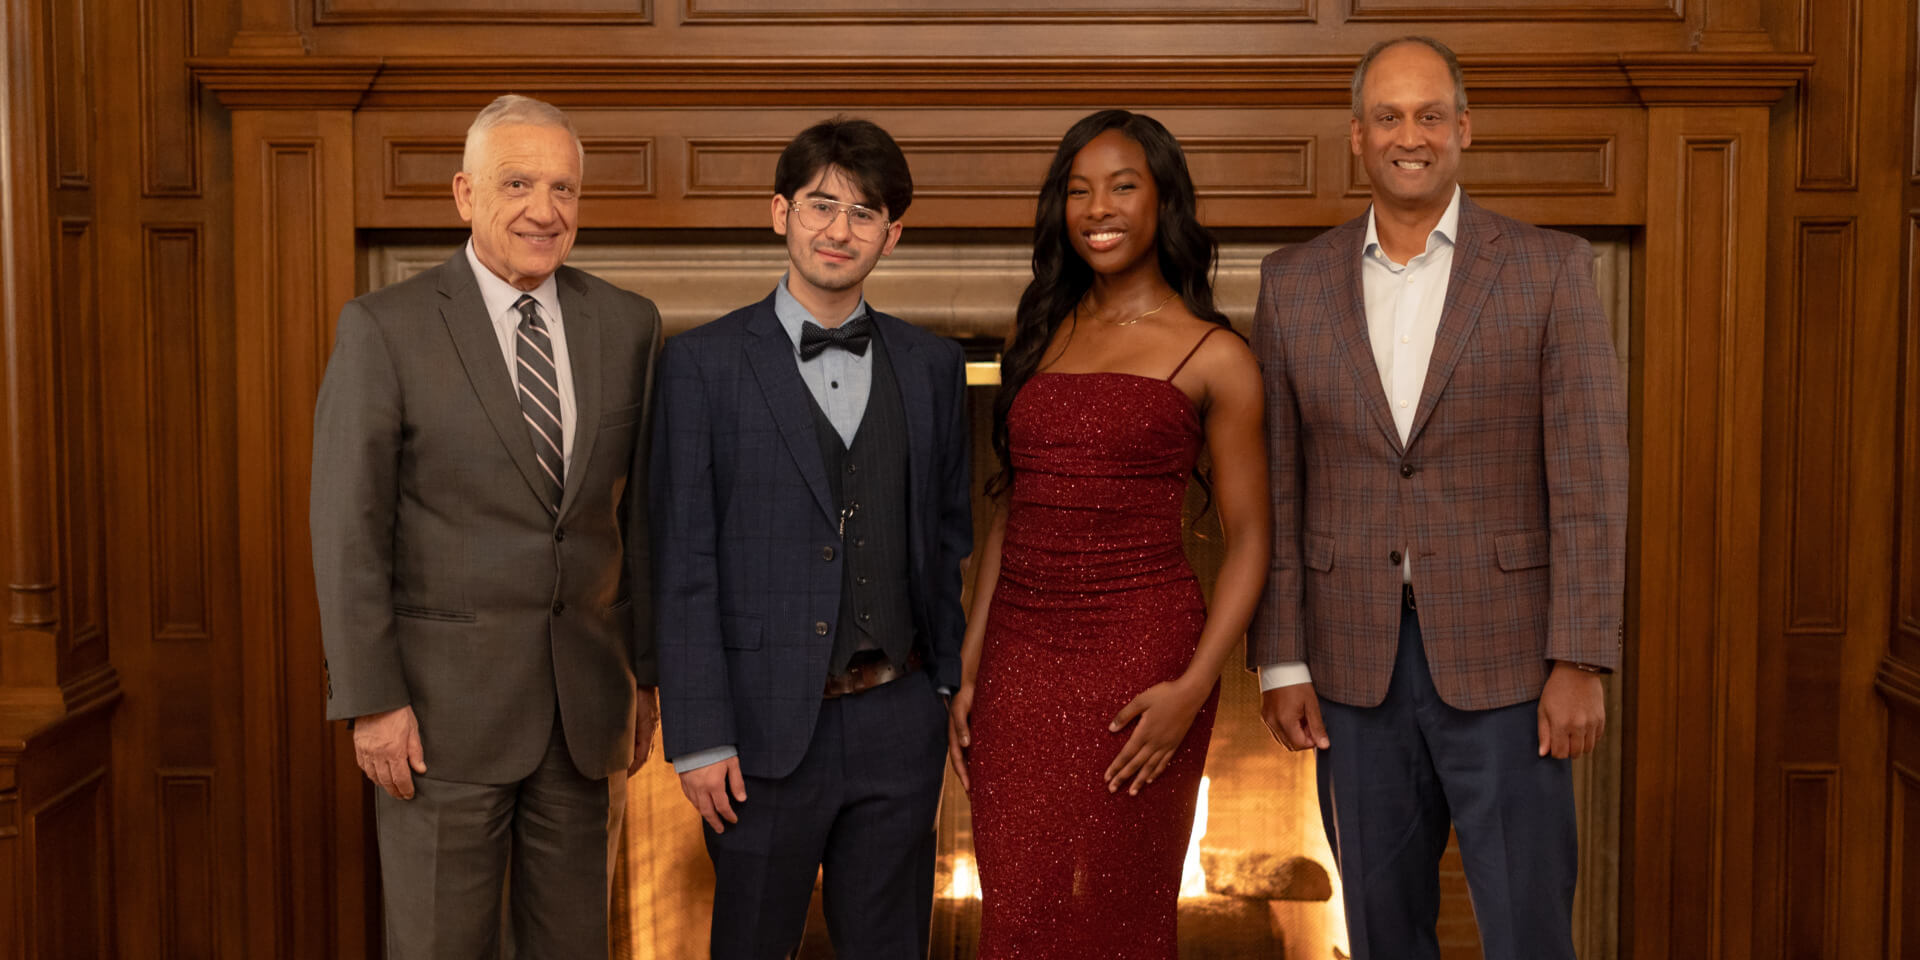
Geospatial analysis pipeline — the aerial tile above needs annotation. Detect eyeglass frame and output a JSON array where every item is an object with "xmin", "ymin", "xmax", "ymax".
[{"xmin": 782, "ymin": 195, "xmax": 891, "ymax": 240}]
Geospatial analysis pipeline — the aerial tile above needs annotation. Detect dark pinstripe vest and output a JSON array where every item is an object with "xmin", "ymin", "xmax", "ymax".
[{"xmin": 807, "ymin": 330, "xmax": 915, "ymax": 673}]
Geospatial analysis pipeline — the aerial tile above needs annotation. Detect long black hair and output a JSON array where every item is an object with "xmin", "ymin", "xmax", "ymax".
[{"xmin": 988, "ymin": 109, "xmax": 1230, "ymax": 496}]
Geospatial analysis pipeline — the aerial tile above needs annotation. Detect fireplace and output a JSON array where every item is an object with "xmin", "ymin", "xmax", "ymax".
[{"xmin": 370, "ymin": 233, "xmax": 1623, "ymax": 960}]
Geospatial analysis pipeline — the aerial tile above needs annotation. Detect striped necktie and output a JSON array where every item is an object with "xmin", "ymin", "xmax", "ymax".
[{"xmin": 513, "ymin": 294, "xmax": 564, "ymax": 511}]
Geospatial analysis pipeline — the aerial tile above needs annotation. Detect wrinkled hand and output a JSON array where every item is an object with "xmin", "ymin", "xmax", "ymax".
[
  {"xmin": 679, "ymin": 756, "xmax": 747, "ymax": 833},
  {"xmin": 1260, "ymin": 682, "xmax": 1329, "ymax": 752},
  {"xmin": 1537, "ymin": 663, "xmax": 1606, "ymax": 759},
  {"xmin": 1105, "ymin": 678, "xmax": 1210, "ymax": 796},
  {"xmin": 353, "ymin": 705, "xmax": 427, "ymax": 800},
  {"xmin": 628, "ymin": 686, "xmax": 658, "ymax": 776},
  {"xmin": 946, "ymin": 684, "xmax": 976, "ymax": 793}
]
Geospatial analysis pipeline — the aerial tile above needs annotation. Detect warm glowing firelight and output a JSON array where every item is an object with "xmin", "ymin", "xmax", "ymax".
[{"xmin": 1178, "ymin": 775, "xmax": 1210, "ymax": 898}]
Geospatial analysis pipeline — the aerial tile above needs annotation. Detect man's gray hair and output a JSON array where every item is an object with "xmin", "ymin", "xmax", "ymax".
[
  {"xmin": 1350, "ymin": 36, "xmax": 1468, "ymax": 118},
  {"xmin": 462, "ymin": 94, "xmax": 585, "ymax": 173}
]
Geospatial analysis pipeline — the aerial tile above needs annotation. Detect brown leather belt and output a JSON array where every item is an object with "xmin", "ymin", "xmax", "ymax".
[{"xmin": 823, "ymin": 649, "xmax": 923, "ymax": 699}]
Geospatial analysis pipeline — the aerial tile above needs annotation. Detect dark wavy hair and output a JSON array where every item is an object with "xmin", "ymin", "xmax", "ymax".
[{"xmin": 988, "ymin": 109, "xmax": 1230, "ymax": 496}]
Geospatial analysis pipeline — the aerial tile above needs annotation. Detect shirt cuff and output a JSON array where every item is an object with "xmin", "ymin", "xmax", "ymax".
[
  {"xmin": 1258, "ymin": 661, "xmax": 1313, "ymax": 692},
  {"xmin": 670, "ymin": 745, "xmax": 738, "ymax": 774}
]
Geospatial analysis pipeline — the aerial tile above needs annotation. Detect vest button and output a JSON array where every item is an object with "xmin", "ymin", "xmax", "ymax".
[
  {"xmin": 847, "ymin": 463, "xmax": 857, "ymax": 474},
  {"xmin": 854, "ymin": 537, "xmax": 866, "ymax": 548},
  {"xmin": 814, "ymin": 621, "xmax": 829, "ymax": 636},
  {"xmin": 857, "ymin": 576, "xmax": 870, "ymax": 586},
  {"xmin": 860, "ymin": 612, "xmax": 872, "ymax": 622},
  {"xmin": 552, "ymin": 600, "xmax": 566, "ymax": 615},
  {"xmin": 1388, "ymin": 551, "xmax": 1403, "ymax": 565},
  {"xmin": 1400, "ymin": 464, "xmax": 1415, "ymax": 478},
  {"xmin": 821, "ymin": 545, "xmax": 835, "ymax": 561}
]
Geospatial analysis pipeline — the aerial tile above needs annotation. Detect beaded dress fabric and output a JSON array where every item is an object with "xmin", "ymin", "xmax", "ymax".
[{"xmin": 969, "ymin": 330, "xmax": 1222, "ymax": 959}]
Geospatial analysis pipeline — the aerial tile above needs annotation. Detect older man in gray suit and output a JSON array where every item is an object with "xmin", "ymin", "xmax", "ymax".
[{"xmin": 311, "ymin": 94, "xmax": 662, "ymax": 958}]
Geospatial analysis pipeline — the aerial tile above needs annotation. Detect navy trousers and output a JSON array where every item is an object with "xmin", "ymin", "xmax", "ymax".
[
  {"xmin": 705, "ymin": 670, "xmax": 948, "ymax": 960},
  {"xmin": 1317, "ymin": 597, "xmax": 1579, "ymax": 960}
]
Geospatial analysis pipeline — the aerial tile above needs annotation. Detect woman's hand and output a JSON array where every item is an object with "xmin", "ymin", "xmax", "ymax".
[
  {"xmin": 947, "ymin": 684, "xmax": 977, "ymax": 792},
  {"xmin": 1104, "ymin": 676, "xmax": 1211, "ymax": 795}
]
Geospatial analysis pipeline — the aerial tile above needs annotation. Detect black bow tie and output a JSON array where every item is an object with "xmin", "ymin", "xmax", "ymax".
[{"xmin": 798, "ymin": 314, "xmax": 873, "ymax": 360}]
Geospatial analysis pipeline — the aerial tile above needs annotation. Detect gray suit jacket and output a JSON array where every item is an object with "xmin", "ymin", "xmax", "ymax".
[{"xmin": 311, "ymin": 249, "xmax": 662, "ymax": 783}]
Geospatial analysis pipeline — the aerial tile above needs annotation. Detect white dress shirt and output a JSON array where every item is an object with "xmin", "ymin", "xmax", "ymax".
[
  {"xmin": 1260, "ymin": 187, "xmax": 1462, "ymax": 692},
  {"xmin": 467, "ymin": 242, "xmax": 576, "ymax": 472}
]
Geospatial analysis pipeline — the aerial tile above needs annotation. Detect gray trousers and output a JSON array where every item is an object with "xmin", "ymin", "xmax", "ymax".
[
  {"xmin": 373, "ymin": 713, "xmax": 627, "ymax": 960},
  {"xmin": 1317, "ymin": 598, "xmax": 1579, "ymax": 960}
]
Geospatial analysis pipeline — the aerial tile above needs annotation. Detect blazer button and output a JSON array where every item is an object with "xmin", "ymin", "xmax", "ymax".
[
  {"xmin": 821, "ymin": 545, "xmax": 835, "ymax": 561},
  {"xmin": 1400, "ymin": 464, "xmax": 1415, "ymax": 478},
  {"xmin": 814, "ymin": 621, "xmax": 829, "ymax": 636},
  {"xmin": 1388, "ymin": 551, "xmax": 1403, "ymax": 565},
  {"xmin": 552, "ymin": 600, "xmax": 566, "ymax": 615},
  {"xmin": 554, "ymin": 527, "xmax": 566, "ymax": 542}
]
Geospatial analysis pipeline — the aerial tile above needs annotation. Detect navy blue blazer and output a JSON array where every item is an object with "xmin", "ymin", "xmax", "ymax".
[{"xmin": 650, "ymin": 292, "xmax": 973, "ymax": 779}]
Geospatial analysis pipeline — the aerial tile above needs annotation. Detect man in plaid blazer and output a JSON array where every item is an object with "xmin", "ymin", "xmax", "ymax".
[
  {"xmin": 650, "ymin": 118, "xmax": 972, "ymax": 958},
  {"xmin": 1250, "ymin": 37, "xmax": 1628, "ymax": 960}
]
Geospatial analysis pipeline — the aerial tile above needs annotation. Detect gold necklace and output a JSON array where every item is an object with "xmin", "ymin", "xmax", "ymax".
[{"xmin": 1096, "ymin": 291, "xmax": 1180, "ymax": 327}]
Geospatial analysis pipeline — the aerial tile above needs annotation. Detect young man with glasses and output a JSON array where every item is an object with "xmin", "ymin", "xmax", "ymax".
[{"xmin": 650, "ymin": 117, "xmax": 973, "ymax": 958}]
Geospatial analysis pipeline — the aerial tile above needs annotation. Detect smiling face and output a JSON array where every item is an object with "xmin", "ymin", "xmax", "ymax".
[
  {"xmin": 454, "ymin": 123, "xmax": 581, "ymax": 291},
  {"xmin": 1065, "ymin": 129, "xmax": 1160, "ymax": 277},
  {"xmin": 1351, "ymin": 41, "xmax": 1471, "ymax": 219},
  {"xmin": 771, "ymin": 164, "xmax": 903, "ymax": 306}
]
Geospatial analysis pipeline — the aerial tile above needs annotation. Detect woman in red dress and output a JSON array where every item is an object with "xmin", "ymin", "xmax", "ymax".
[{"xmin": 948, "ymin": 110, "xmax": 1271, "ymax": 958}]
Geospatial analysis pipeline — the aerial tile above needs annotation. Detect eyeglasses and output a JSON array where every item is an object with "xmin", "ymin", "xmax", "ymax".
[{"xmin": 787, "ymin": 197, "xmax": 889, "ymax": 240}]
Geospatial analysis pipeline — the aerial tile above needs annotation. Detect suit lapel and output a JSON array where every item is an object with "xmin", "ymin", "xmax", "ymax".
[
  {"xmin": 1325, "ymin": 222, "xmax": 1406, "ymax": 454},
  {"xmin": 1408, "ymin": 197, "xmax": 1501, "ymax": 447},
  {"xmin": 556, "ymin": 268, "xmax": 601, "ymax": 518},
  {"xmin": 437, "ymin": 252, "xmax": 552, "ymax": 508},
  {"xmin": 744, "ymin": 298, "xmax": 837, "ymax": 523}
]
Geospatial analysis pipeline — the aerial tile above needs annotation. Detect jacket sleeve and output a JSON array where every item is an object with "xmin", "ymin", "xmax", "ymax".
[
  {"xmin": 649, "ymin": 336, "xmax": 737, "ymax": 758},
  {"xmin": 1540, "ymin": 237, "xmax": 1629, "ymax": 669},
  {"xmin": 310, "ymin": 299, "xmax": 412, "ymax": 721},
  {"xmin": 625, "ymin": 300, "xmax": 664, "ymax": 685},
  {"xmin": 929, "ymin": 337, "xmax": 974, "ymax": 690},
  {"xmin": 1247, "ymin": 252, "xmax": 1309, "ymax": 668}
]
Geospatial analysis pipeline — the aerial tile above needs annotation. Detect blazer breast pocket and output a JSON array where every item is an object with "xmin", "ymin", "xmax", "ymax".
[
  {"xmin": 1303, "ymin": 533, "xmax": 1336, "ymax": 572},
  {"xmin": 720, "ymin": 614, "xmax": 762, "ymax": 650},
  {"xmin": 1494, "ymin": 531, "xmax": 1551, "ymax": 571},
  {"xmin": 600, "ymin": 402, "xmax": 643, "ymax": 430}
]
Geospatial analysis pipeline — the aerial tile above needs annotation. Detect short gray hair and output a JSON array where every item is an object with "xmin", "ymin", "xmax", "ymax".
[
  {"xmin": 462, "ymin": 94, "xmax": 585, "ymax": 173},
  {"xmin": 1350, "ymin": 36, "xmax": 1468, "ymax": 118}
]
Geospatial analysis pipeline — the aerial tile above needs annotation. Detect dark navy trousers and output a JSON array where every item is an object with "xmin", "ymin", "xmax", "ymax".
[
  {"xmin": 704, "ymin": 670, "xmax": 948, "ymax": 960},
  {"xmin": 1317, "ymin": 599, "xmax": 1579, "ymax": 960}
]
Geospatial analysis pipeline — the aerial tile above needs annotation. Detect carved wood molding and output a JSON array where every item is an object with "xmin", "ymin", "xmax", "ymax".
[
  {"xmin": 192, "ymin": 53, "xmax": 1810, "ymax": 109},
  {"xmin": 1880, "ymin": 658, "xmax": 1920, "ymax": 715}
]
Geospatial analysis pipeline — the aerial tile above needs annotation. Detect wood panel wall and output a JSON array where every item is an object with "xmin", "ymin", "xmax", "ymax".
[{"xmin": 0, "ymin": 0, "xmax": 1912, "ymax": 957}]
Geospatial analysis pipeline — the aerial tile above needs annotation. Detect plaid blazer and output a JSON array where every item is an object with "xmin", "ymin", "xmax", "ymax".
[{"xmin": 1248, "ymin": 195, "xmax": 1627, "ymax": 710}]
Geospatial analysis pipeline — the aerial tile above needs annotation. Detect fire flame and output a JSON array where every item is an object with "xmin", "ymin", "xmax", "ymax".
[
  {"xmin": 941, "ymin": 851, "xmax": 983, "ymax": 900},
  {"xmin": 1178, "ymin": 775, "xmax": 1210, "ymax": 898}
]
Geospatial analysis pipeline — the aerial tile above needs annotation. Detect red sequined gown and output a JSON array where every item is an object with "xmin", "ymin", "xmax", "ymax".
[{"xmin": 968, "ymin": 360, "xmax": 1221, "ymax": 959}]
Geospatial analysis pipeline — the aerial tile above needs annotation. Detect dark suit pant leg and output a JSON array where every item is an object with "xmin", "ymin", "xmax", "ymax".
[
  {"xmin": 1316, "ymin": 604, "xmax": 1578, "ymax": 960},
  {"xmin": 704, "ymin": 673, "xmax": 947, "ymax": 960},
  {"xmin": 819, "ymin": 673, "xmax": 947, "ymax": 960},
  {"xmin": 375, "ymin": 722, "xmax": 623, "ymax": 960},
  {"xmin": 706, "ymin": 710, "xmax": 843, "ymax": 960}
]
